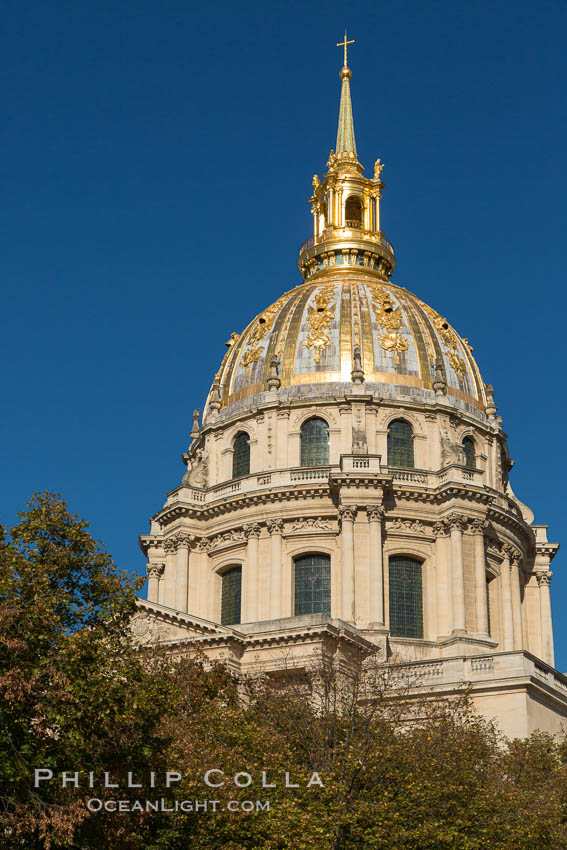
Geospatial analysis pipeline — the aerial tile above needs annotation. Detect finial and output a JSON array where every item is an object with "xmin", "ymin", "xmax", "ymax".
[
  {"xmin": 432, "ymin": 357, "xmax": 447, "ymax": 396},
  {"xmin": 267, "ymin": 354, "xmax": 281, "ymax": 391},
  {"xmin": 337, "ymin": 30, "xmax": 355, "ymax": 68},
  {"xmin": 190, "ymin": 409, "xmax": 201, "ymax": 440},
  {"xmin": 351, "ymin": 346, "xmax": 365, "ymax": 384},
  {"xmin": 484, "ymin": 383, "xmax": 497, "ymax": 420},
  {"xmin": 208, "ymin": 377, "xmax": 222, "ymax": 417}
]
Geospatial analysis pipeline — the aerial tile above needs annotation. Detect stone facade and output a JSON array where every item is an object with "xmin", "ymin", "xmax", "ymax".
[{"xmin": 137, "ymin": 53, "xmax": 563, "ymax": 740}]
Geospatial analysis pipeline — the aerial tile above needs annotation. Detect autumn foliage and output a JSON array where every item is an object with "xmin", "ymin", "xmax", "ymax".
[{"xmin": 2, "ymin": 493, "xmax": 567, "ymax": 849}]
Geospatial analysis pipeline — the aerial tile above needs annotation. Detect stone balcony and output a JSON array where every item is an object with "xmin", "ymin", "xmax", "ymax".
[{"xmin": 164, "ymin": 461, "xmax": 486, "ymax": 509}]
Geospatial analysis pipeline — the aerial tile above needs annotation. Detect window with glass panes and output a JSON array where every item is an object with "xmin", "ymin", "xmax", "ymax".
[
  {"xmin": 388, "ymin": 556, "xmax": 423, "ymax": 638},
  {"xmin": 387, "ymin": 420, "xmax": 414, "ymax": 468},
  {"xmin": 232, "ymin": 432, "xmax": 250, "ymax": 478},
  {"xmin": 294, "ymin": 555, "xmax": 331, "ymax": 616},
  {"xmin": 463, "ymin": 437, "xmax": 475, "ymax": 469},
  {"xmin": 300, "ymin": 418, "xmax": 329, "ymax": 467},
  {"xmin": 221, "ymin": 566, "xmax": 242, "ymax": 625}
]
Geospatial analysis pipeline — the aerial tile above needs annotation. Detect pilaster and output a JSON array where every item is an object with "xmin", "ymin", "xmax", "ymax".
[
  {"xmin": 366, "ymin": 505, "xmax": 384, "ymax": 626},
  {"xmin": 338, "ymin": 505, "xmax": 357, "ymax": 622},
  {"xmin": 243, "ymin": 523, "xmax": 261, "ymax": 623},
  {"xmin": 447, "ymin": 513, "xmax": 467, "ymax": 636},
  {"xmin": 267, "ymin": 518, "xmax": 284, "ymax": 620}
]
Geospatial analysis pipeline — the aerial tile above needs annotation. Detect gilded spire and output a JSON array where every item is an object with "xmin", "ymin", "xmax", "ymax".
[{"xmin": 335, "ymin": 31, "xmax": 357, "ymax": 155}]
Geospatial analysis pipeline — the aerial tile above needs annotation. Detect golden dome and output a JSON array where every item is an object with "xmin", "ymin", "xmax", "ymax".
[
  {"xmin": 205, "ymin": 271, "xmax": 487, "ymax": 417},
  {"xmin": 204, "ymin": 50, "xmax": 487, "ymax": 422}
]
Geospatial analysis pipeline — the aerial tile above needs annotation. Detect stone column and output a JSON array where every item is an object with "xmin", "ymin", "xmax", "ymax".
[
  {"xmin": 244, "ymin": 523, "xmax": 261, "ymax": 623},
  {"xmin": 500, "ymin": 545, "xmax": 515, "ymax": 651},
  {"xmin": 537, "ymin": 571, "xmax": 554, "ymax": 666},
  {"xmin": 433, "ymin": 521, "xmax": 451, "ymax": 638},
  {"xmin": 510, "ymin": 549, "xmax": 524, "ymax": 651},
  {"xmin": 366, "ymin": 506, "xmax": 384, "ymax": 626},
  {"xmin": 190, "ymin": 539, "xmax": 210, "ymax": 618},
  {"xmin": 338, "ymin": 505, "xmax": 357, "ymax": 622},
  {"xmin": 163, "ymin": 539, "xmax": 177, "ymax": 608},
  {"xmin": 146, "ymin": 562, "xmax": 164, "ymax": 604},
  {"xmin": 174, "ymin": 534, "xmax": 192, "ymax": 613},
  {"xmin": 447, "ymin": 513, "xmax": 467, "ymax": 635},
  {"xmin": 267, "ymin": 518, "xmax": 284, "ymax": 620},
  {"xmin": 470, "ymin": 518, "xmax": 489, "ymax": 639}
]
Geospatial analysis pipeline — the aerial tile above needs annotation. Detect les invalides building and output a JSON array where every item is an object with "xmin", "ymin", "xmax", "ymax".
[{"xmin": 136, "ymin": 39, "xmax": 564, "ymax": 738}]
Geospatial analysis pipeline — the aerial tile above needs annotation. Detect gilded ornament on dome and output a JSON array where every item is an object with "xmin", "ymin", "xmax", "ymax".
[
  {"xmin": 448, "ymin": 352, "xmax": 467, "ymax": 383},
  {"xmin": 416, "ymin": 298, "xmax": 468, "ymax": 385},
  {"xmin": 369, "ymin": 285, "xmax": 408, "ymax": 363},
  {"xmin": 377, "ymin": 330, "xmax": 409, "ymax": 364},
  {"xmin": 241, "ymin": 345, "xmax": 262, "ymax": 375},
  {"xmin": 240, "ymin": 292, "xmax": 289, "ymax": 375},
  {"xmin": 302, "ymin": 286, "xmax": 336, "ymax": 363}
]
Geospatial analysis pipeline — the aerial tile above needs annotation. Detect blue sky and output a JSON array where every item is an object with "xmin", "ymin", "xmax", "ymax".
[{"xmin": 1, "ymin": 1, "xmax": 566, "ymax": 664}]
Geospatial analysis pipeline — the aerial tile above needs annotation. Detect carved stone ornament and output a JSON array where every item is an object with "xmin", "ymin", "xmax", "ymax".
[
  {"xmin": 164, "ymin": 532, "xmax": 195, "ymax": 553},
  {"xmin": 175, "ymin": 532, "xmax": 194, "ymax": 550},
  {"xmin": 243, "ymin": 522, "xmax": 262, "ymax": 539},
  {"xmin": 291, "ymin": 517, "xmax": 330, "ymax": 532},
  {"xmin": 338, "ymin": 505, "xmax": 357, "ymax": 524},
  {"xmin": 131, "ymin": 615, "xmax": 152, "ymax": 639},
  {"xmin": 212, "ymin": 529, "xmax": 246, "ymax": 548},
  {"xmin": 366, "ymin": 505, "xmax": 384, "ymax": 521},
  {"xmin": 388, "ymin": 518, "xmax": 426, "ymax": 535},
  {"xmin": 446, "ymin": 512, "xmax": 467, "ymax": 531},
  {"xmin": 131, "ymin": 615, "xmax": 172, "ymax": 646},
  {"xmin": 146, "ymin": 562, "xmax": 165, "ymax": 579},
  {"xmin": 195, "ymin": 537, "xmax": 212, "ymax": 553},
  {"xmin": 536, "ymin": 571, "xmax": 552, "ymax": 587},
  {"xmin": 267, "ymin": 518, "xmax": 284, "ymax": 534},
  {"xmin": 509, "ymin": 548, "xmax": 522, "ymax": 566},
  {"xmin": 469, "ymin": 518, "xmax": 486, "ymax": 534},
  {"xmin": 432, "ymin": 521, "xmax": 449, "ymax": 538}
]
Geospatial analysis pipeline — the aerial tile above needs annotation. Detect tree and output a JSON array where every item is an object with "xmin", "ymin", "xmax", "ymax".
[
  {"xmin": 0, "ymin": 493, "xmax": 176, "ymax": 847},
  {"xmin": 3, "ymin": 492, "xmax": 567, "ymax": 849}
]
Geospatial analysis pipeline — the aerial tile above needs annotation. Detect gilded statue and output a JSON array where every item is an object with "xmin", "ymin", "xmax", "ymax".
[
  {"xmin": 373, "ymin": 158, "xmax": 384, "ymax": 180},
  {"xmin": 312, "ymin": 174, "xmax": 320, "ymax": 190}
]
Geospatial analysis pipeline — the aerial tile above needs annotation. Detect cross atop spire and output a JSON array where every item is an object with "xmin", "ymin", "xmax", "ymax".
[
  {"xmin": 337, "ymin": 30, "xmax": 355, "ymax": 68},
  {"xmin": 335, "ymin": 31, "xmax": 357, "ymax": 156}
]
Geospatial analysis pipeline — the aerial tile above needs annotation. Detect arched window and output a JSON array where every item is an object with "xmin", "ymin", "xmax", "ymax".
[
  {"xmin": 221, "ymin": 566, "xmax": 242, "ymax": 626},
  {"xmin": 294, "ymin": 555, "xmax": 331, "ymax": 616},
  {"xmin": 387, "ymin": 419, "xmax": 414, "ymax": 468},
  {"xmin": 389, "ymin": 556, "xmax": 423, "ymax": 638},
  {"xmin": 345, "ymin": 195, "xmax": 362, "ymax": 228},
  {"xmin": 300, "ymin": 417, "xmax": 329, "ymax": 467},
  {"xmin": 463, "ymin": 436, "xmax": 476, "ymax": 469},
  {"xmin": 232, "ymin": 432, "xmax": 250, "ymax": 478}
]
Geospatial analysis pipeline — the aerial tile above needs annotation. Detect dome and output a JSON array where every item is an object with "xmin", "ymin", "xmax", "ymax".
[{"xmin": 205, "ymin": 272, "xmax": 488, "ymax": 418}]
